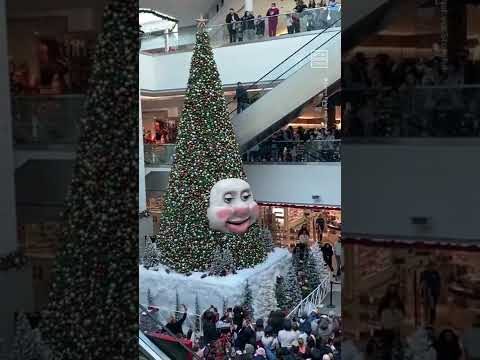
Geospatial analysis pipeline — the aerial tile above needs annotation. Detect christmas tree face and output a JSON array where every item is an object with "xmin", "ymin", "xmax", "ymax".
[{"xmin": 156, "ymin": 30, "xmax": 266, "ymax": 273}]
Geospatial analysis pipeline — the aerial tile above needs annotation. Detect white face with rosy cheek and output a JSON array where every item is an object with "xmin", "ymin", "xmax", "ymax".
[{"xmin": 207, "ymin": 178, "xmax": 259, "ymax": 234}]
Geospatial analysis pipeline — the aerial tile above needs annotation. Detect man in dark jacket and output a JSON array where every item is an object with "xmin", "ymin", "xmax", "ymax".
[
  {"xmin": 165, "ymin": 304, "xmax": 187, "ymax": 337},
  {"xmin": 235, "ymin": 82, "xmax": 249, "ymax": 113},
  {"xmin": 420, "ymin": 261, "xmax": 441, "ymax": 325},
  {"xmin": 321, "ymin": 242, "xmax": 334, "ymax": 272},
  {"xmin": 226, "ymin": 8, "xmax": 240, "ymax": 43}
]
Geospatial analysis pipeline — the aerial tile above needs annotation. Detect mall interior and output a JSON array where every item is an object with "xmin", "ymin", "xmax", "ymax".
[{"xmin": 1, "ymin": 0, "xmax": 480, "ymax": 358}]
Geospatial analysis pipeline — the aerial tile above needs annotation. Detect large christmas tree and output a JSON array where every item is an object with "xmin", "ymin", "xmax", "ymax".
[
  {"xmin": 156, "ymin": 24, "xmax": 265, "ymax": 273},
  {"xmin": 40, "ymin": 1, "xmax": 138, "ymax": 358}
]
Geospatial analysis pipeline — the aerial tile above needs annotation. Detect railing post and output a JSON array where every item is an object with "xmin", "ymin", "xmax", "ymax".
[{"xmin": 327, "ymin": 280, "xmax": 335, "ymax": 308}]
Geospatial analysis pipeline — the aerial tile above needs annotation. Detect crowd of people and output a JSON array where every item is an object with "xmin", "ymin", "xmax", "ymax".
[
  {"xmin": 244, "ymin": 126, "xmax": 341, "ymax": 163},
  {"xmin": 224, "ymin": 0, "xmax": 341, "ymax": 44},
  {"xmin": 167, "ymin": 304, "xmax": 342, "ymax": 359},
  {"xmin": 342, "ymin": 51, "xmax": 480, "ymax": 137}
]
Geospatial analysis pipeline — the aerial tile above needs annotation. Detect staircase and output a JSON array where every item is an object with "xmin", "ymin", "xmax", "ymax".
[{"xmin": 287, "ymin": 274, "xmax": 331, "ymax": 318}]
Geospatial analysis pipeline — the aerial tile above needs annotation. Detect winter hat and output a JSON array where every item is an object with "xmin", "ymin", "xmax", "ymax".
[{"xmin": 254, "ymin": 348, "xmax": 266, "ymax": 356}]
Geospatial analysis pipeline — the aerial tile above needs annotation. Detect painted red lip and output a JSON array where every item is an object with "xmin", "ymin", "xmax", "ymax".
[{"xmin": 226, "ymin": 217, "xmax": 251, "ymax": 233}]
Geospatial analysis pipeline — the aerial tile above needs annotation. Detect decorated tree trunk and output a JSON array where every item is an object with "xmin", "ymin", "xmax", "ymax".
[
  {"xmin": 156, "ymin": 26, "xmax": 265, "ymax": 273},
  {"xmin": 39, "ymin": 1, "xmax": 138, "ymax": 358}
]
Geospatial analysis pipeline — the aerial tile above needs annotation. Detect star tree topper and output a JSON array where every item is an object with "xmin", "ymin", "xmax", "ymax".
[{"xmin": 196, "ymin": 15, "xmax": 208, "ymax": 31}]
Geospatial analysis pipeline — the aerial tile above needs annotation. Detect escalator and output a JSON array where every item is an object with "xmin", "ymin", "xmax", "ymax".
[
  {"xmin": 230, "ymin": 0, "xmax": 392, "ymax": 152},
  {"xmin": 231, "ymin": 20, "xmax": 341, "ymax": 152},
  {"xmin": 232, "ymin": 24, "xmax": 341, "ymax": 151}
]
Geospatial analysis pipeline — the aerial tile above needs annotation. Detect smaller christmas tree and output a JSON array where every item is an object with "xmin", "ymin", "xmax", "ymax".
[
  {"xmin": 194, "ymin": 294, "xmax": 201, "ymax": 333},
  {"xmin": 262, "ymin": 227, "xmax": 274, "ymax": 253},
  {"xmin": 143, "ymin": 240, "xmax": 160, "ymax": 269},
  {"xmin": 305, "ymin": 250, "xmax": 321, "ymax": 293},
  {"xmin": 12, "ymin": 312, "xmax": 36, "ymax": 360},
  {"xmin": 175, "ymin": 290, "xmax": 181, "ymax": 320},
  {"xmin": 311, "ymin": 242, "xmax": 327, "ymax": 273},
  {"xmin": 222, "ymin": 297, "xmax": 228, "ymax": 315},
  {"xmin": 147, "ymin": 288, "xmax": 154, "ymax": 305},
  {"xmin": 275, "ymin": 276, "xmax": 288, "ymax": 311},
  {"xmin": 209, "ymin": 246, "xmax": 235, "ymax": 276},
  {"xmin": 283, "ymin": 264, "xmax": 303, "ymax": 311},
  {"xmin": 255, "ymin": 281, "xmax": 277, "ymax": 321},
  {"xmin": 241, "ymin": 280, "xmax": 254, "ymax": 319}
]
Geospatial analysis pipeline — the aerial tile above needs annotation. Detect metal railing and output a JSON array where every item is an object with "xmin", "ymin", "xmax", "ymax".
[
  {"xmin": 11, "ymin": 94, "xmax": 84, "ymax": 146},
  {"xmin": 141, "ymin": 7, "xmax": 341, "ymax": 54},
  {"xmin": 287, "ymin": 275, "xmax": 331, "ymax": 319},
  {"xmin": 343, "ymin": 85, "xmax": 480, "ymax": 137}
]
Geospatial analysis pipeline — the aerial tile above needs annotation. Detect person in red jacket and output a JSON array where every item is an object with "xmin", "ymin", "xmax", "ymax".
[{"xmin": 266, "ymin": 3, "xmax": 280, "ymax": 37}]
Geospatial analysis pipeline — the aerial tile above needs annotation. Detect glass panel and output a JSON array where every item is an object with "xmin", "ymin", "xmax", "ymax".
[
  {"xmin": 244, "ymin": 139, "xmax": 341, "ymax": 162},
  {"xmin": 141, "ymin": 7, "xmax": 341, "ymax": 54},
  {"xmin": 12, "ymin": 95, "xmax": 83, "ymax": 146},
  {"xmin": 144, "ymin": 140, "xmax": 340, "ymax": 166},
  {"xmin": 144, "ymin": 144, "xmax": 176, "ymax": 166},
  {"xmin": 343, "ymin": 86, "xmax": 480, "ymax": 137}
]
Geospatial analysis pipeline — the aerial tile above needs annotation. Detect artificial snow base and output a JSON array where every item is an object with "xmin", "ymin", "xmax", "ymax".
[{"xmin": 140, "ymin": 248, "xmax": 291, "ymax": 316}]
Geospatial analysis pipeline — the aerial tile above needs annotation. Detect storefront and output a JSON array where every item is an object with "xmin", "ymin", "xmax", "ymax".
[
  {"xmin": 342, "ymin": 238, "xmax": 480, "ymax": 346},
  {"xmin": 258, "ymin": 203, "xmax": 341, "ymax": 249}
]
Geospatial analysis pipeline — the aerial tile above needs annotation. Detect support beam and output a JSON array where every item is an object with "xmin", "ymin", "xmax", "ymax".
[
  {"xmin": 245, "ymin": 0, "xmax": 254, "ymax": 12},
  {"xmin": 0, "ymin": 0, "xmax": 33, "ymax": 349}
]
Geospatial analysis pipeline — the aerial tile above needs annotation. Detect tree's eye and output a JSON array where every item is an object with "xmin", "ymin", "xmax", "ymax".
[
  {"xmin": 241, "ymin": 192, "xmax": 251, "ymax": 201},
  {"xmin": 224, "ymin": 194, "xmax": 233, "ymax": 204}
]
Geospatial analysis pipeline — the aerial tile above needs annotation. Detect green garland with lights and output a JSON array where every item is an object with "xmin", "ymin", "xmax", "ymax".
[
  {"xmin": 156, "ymin": 29, "xmax": 266, "ymax": 273},
  {"xmin": 40, "ymin": 1, "xmax": 138, "ymax": 358}
]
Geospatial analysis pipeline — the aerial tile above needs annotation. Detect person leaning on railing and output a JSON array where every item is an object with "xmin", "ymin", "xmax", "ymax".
[
  {"xmin": 242, "ymin": 11, "xmax": 256, "ymax": 42},
  {"xmin": 226, "ymin": 8, "xmax": 240, "ymax": 43}
]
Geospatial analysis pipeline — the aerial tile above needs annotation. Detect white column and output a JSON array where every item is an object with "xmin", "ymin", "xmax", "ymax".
[
  {"xmin": 245, "ymin": 0, "xmax": 254, "ymax": 12},
  {"xmin": 138, "ymin": 93, "xmax": 153, "ymax": 261},
  {"xmin": 0, "ymin": 0, "xmax": 33, "ymax": 351},
  {"xmin": 139, "ymin": 93, "xmax": 147, "ymax": 213},
  {"xmin": 0, "ymin": 0, "xmax": 17, "ymax": 255}
]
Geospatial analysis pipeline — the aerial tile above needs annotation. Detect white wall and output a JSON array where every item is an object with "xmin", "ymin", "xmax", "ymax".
[
  {"xmin": 140, "ymin": 28, "xmax": 340, "ymax": 91},
  {"xmin": 245, "ymin": 163, "xmax": 341, "ymax": 206},
  {"xmin": 342, "ymin": 142, "xmax": 480, "ymax": 241},
  {"xmin": 0, "ymin": 0, "xmax": 33, "ymax": 349}
]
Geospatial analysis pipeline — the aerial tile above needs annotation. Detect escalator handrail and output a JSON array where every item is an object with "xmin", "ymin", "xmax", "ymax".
[
  {"xmin": 139, "ymin": 303, "xmax": 202, "ymax": 360},
  {"xmin": 228, "ymin": 26, "xmax": 341, "ymax": 119},
  {"xmin": 225, "ymin": 15, "xmax": 341, "ymax": 113}
]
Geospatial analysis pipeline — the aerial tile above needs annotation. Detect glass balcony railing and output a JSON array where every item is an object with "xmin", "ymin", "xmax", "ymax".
[
  {"xmin": 144, "ymin": 144, "xmax": 176, "ymax": 166},
  {"xmin": 244, "ymin": 139, "xmax": 341, "ymax": 162},
  {"xmin": 141, "ymin": 7, "xmax": 341, "ymax": 54},
  {"xmin": 343, "ymin": 85, "xmax": 480, "ymax": 137},
  {"xmin": 11, "ymin": 95, "xmax": 84, "ymax": 146},
  {"xmin": 143, "ymin": 139, "xmax": 340, "ymax": 167}
]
